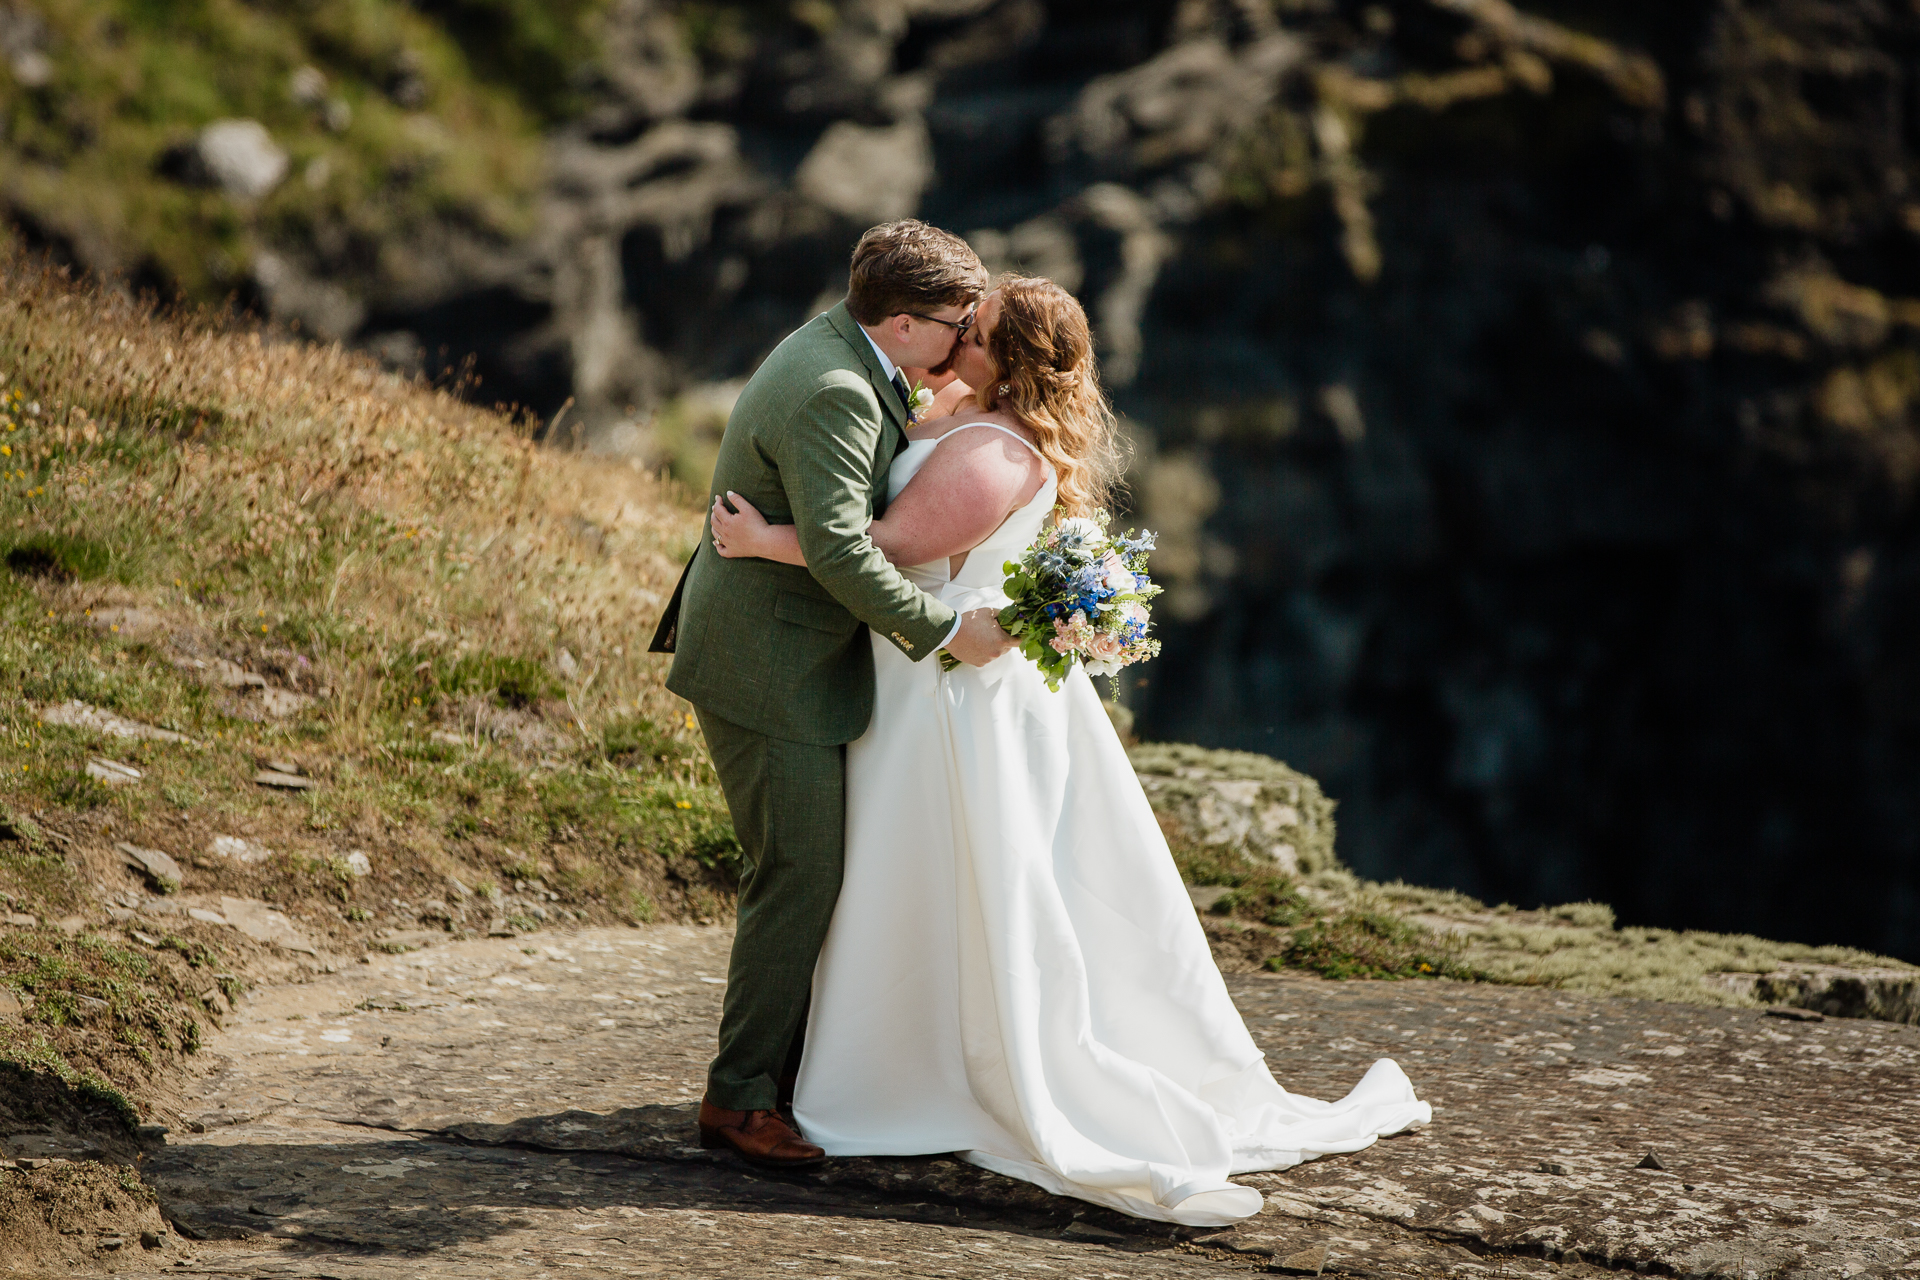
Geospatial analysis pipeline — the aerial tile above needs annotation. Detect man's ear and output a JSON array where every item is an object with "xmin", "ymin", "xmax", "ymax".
[{"xmin": 889, "ymin": 313, "xmax": 914, "ymax": 345}]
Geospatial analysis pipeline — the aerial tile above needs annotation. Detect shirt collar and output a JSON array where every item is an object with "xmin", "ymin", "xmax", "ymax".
[{"xmin": 860, "ymin": 327, "xmax": 899, "ymax": 383}]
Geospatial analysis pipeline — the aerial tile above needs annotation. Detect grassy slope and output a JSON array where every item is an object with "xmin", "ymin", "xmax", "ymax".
[
  {"xmin": 0, "ymin": 247, "xmax": 733, "ymax": 1127},
  {"xmin": 0, "ymin": 0, "xmax": 608, "ymax": 299}
]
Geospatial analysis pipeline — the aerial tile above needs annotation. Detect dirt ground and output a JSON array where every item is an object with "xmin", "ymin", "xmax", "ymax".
[{"xmin": 2, "ymin": 921, "xmax": 1912, "ymax": 1279}]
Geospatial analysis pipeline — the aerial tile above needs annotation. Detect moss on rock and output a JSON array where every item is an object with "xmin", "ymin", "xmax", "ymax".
[{"xmin": 1128, "ymin": 741, "xmax": 1341, "ymax": 878}]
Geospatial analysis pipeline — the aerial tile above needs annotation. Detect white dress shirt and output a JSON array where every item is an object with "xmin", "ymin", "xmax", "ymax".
[{"xmin": 858, "ymin": 325, "xmax": 964, "ymax": 653}]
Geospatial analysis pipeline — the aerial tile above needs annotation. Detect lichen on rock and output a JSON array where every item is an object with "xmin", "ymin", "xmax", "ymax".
[{"xmin": 1128, "ymin": 741, "xmax": 1339, "ymax": 878}]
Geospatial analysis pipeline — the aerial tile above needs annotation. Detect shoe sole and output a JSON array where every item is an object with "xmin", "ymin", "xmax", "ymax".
[{"xmin": 698, "ymin": 1126, "xmax": 827, "ymax": 1169}]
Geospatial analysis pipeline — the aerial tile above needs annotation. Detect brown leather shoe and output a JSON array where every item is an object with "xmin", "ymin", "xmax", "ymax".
[{"xmin": 698, "ymin": 1098, "xmax": 826, "ymax": 1168}]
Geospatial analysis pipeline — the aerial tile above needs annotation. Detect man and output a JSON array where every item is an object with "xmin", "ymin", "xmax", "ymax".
[{"xmin": 658, "ymin": 220, "xmax": 1016, "ymax": 1167}]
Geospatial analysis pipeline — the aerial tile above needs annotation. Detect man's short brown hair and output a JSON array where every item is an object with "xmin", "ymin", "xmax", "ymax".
[{"xmin": 846, "ymin": 220, "xmax": 988, "ymax": 325}]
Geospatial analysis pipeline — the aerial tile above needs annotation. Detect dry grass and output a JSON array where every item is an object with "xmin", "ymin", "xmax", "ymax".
[
  {"xmin": 0, "ymin": 248, "xmax": 726, "ymax": 1139},
  {"xmin": 0, "ymin": 250, "xmax": 737, "ymax": 966},
  {"xmin": 0, "ymin": 249, "xmax": 698, "ymax": 746}
]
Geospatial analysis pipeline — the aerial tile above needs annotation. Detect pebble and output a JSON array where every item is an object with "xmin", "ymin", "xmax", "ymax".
[
  {"xmin": 254, "ymin": 769, "xmax": 316, "ymax": 790},
  {"xmin": 208, "ymin": 835, "xmax": 274, "ymax": 864},
  {"xmin": 1061, "ymin": 1219, "xmax": 1127, "ymax": 1242},
  {"xmin": 1538, "ymin": 1160, "xmax": 1571, "ymax": 1175},
  {"xmin": 87, "ymin": 758, "xmax": 143, "ymax": 786},
  {"xmin": 117, "ymin": 841, "xmax": 183, "ymax": 893},
  {"xmin": 1636, "ymin": 1150, "xmax": 1668, "ymax": 1170},
  {"xmin": 1765, "ymin": 1005, "xmax": 1825, "ymax": 1022},
  {"xmin": 1274, "ymin": 1244, "xmax": 1330, "ymax": 1276},
  {"xmin": 34, "ymin": 700, "xmax": 193, "ymax": 743}
]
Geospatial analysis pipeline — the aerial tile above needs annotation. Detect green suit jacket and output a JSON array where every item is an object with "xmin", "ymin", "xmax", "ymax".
[{"xmin": 664, "ymin": 301, "xmax": 959, "ymax": 745}]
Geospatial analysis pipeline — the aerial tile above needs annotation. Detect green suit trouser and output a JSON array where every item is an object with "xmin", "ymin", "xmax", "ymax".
[{"xmin": 695, "ymin": 706, "xmax": 845, "ymax": 1112}]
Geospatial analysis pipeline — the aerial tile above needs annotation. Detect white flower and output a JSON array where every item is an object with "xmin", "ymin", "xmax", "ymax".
[
  {"xmin": 911, "ymin": 386, "xmax": 935, "ymax": 410},
  {"xmin": 1084, "ymin": 658, "xmax": 1121, "ymax": 677}
]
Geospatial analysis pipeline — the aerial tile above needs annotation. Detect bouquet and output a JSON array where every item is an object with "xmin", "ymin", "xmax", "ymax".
[{"xmin": 944, "ymin": 511, "xmax": 1162, "ymax": 690}]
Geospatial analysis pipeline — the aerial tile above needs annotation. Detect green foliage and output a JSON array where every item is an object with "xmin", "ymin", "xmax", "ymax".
[{"xmin": 1272, "ymin": 911, "xmax": 1482, "ymax": 982}]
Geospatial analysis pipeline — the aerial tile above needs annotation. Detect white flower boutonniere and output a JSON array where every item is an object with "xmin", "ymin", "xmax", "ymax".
[{"xmin": 907, "ymin": 380, "xmax": 934, "ymax": 424}]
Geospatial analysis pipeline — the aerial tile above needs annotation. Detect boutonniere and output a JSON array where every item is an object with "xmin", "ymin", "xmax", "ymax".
[{"xmin": 906, "ymin": 379, "xmax": 934, "ymax": 424}]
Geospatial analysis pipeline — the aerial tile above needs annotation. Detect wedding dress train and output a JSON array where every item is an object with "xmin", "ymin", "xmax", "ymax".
[{"xmin": 793, "ymin": 423, "xmax": 1431, "ymax": 1226}]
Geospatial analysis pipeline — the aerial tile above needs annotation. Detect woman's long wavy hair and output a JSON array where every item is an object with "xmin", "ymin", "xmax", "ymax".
[{"xmin": 978, "ymin": 275, "xmax": 1122, "ymax": 517}]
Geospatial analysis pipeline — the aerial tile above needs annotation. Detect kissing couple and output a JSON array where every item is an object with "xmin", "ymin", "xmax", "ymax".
[{"xmin": 652, "ymin": 220, "xmax": 1429, "ymax": 1225}]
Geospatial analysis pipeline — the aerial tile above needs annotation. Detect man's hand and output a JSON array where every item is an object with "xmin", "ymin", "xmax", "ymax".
[{"xmin": 945, "ymin": 608, "xmax": 1017, "ymax": 667}]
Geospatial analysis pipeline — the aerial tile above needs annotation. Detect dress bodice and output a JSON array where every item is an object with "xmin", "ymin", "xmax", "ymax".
[{"xmin": 888, "ymin": 422, "xmax": 1057, "ymax": 609}]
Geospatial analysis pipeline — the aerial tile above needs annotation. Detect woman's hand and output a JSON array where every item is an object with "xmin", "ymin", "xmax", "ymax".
[{"xmin": 711, "ymin": 492, "xmax": 806, "ymax": 565}]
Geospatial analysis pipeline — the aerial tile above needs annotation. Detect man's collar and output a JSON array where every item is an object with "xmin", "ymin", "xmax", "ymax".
[
  {"xmin": 859, "ymin": 326, "xmax": 898, "ymax": 382},
  {"xmin": 823, "ymin": 301, "xmax": 908, "ymax": 431}
]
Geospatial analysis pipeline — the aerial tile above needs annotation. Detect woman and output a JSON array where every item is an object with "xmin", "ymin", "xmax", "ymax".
[{"xmin": 709, "ymin": 277, "xmax": 1429, "ymax": 1226}]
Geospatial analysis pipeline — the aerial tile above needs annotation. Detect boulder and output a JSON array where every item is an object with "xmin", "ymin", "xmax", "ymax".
[
  {"xmin": 1129, "ymin": 742, "xmax": 1340, "ymax": 877},
  {"xmin": 194, "ymin": 120, "xmax": 288, "ymax": 200},
  {"xmin": 116, "ymin": 842, "xmax": 182, "ymax": 893},
  {"xmin": 795, "ymin": 117, "xmax": 933, "ymax": 223}
]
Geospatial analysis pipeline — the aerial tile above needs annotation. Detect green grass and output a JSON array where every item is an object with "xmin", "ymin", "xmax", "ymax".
[
  {"xmin": 0, "ymin": 1027, "xmax": 140, "ymax": 1131},
  {"xmin": 430, "ymin": 651, "xmax": 561, "ymax": 711},
  {"xmin": 0, "ymin": 925, "xmax": 220, "ymax": 1101},
  {"xmin": 1273, "ymin": 910, "xmax": 1483, "ymax": 982},
  {"xmin": 2, "ymin": 534, "xmax": 111, "ymax": 583},
  {"xmin": 0, "ymin": 0, "xmax": 581, "ymax": 305}
]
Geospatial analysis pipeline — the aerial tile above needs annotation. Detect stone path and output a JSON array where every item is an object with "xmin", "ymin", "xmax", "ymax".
[{"xmin": 101, "ymin": 925, "xmax": 1920, "ymax": 1279}]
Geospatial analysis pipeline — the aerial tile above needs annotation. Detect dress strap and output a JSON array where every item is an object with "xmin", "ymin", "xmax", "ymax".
[{"xmin": 931, "ymin": 420, "xmax": 1048, "ymax": 463}]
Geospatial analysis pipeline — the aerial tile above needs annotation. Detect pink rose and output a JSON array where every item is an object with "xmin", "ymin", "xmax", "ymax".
[{"xmin": 1089, "ymin": 632, "xmax": 1124, "ymax": 661}]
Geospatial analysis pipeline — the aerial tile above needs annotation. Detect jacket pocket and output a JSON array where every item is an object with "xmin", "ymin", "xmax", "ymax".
[{"xmin": 773, "ymin": 591, "xmax": 856, "ymax": 634}]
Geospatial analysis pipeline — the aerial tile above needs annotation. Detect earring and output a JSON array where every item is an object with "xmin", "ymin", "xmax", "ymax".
[{"xmin": 999, "ymin": 384, "xmax": 1010, "ymax": 395}]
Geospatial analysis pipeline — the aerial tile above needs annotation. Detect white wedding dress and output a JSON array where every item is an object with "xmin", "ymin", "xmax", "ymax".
[{"xmin": 793, "ymin": 423, "xmax": 1431, "ymax": 1226}]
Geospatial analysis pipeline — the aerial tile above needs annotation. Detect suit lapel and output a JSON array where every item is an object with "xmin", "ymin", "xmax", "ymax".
[{"xmin": 825, "ymin": 302, "xmax": 910, "ymax": 437}]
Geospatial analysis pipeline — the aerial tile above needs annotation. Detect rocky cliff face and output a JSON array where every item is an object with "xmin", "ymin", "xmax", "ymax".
[{"xmin": 8, "ymin": 0, "xmax": 1918, "ymax": 961}]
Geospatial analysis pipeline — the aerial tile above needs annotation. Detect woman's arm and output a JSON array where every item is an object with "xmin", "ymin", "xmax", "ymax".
[
  {"xmin": 711, "ymin": 426, "xmax": 1044, "ymax": 568},
  {"xmin": 868, "ymin": 427, "xmax": 1044, "ymax": 565}
]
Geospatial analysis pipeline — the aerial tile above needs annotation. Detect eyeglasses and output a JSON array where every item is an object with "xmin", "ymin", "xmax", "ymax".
[{"xmin": 906, "ymin": 310, "xmax": 974, "ymax": 337}]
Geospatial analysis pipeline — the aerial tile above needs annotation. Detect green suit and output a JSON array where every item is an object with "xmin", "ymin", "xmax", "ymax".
[{"xmin": 665, "ymin": 301, "xmax": 957, "ymax": 1112}]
